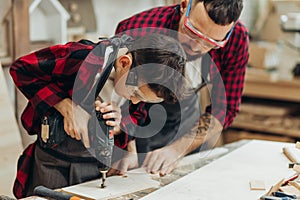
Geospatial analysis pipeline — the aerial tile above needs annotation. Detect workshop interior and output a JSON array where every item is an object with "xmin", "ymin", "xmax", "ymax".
[{"xmin": 1, "ymin": 0, "xmax": 300, "ymax": 199}]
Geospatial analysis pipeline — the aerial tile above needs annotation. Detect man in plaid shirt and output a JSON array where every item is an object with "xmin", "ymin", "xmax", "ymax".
[{"xmin": 115, "ymin": 0, "xmax": 249, "ymax": 175}]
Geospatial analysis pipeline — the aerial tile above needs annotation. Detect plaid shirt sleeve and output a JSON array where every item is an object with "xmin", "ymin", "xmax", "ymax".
[
  {"xmin": 116, "ymin": 5, "xmax": 249, "ymax": 129},
  {"xmin": 10, "ymin": 41, "xmax": 96, "ymax": 134},
  {"xmin": 10, "ymin": 41, "xmax": 95, "ymax": 116}
]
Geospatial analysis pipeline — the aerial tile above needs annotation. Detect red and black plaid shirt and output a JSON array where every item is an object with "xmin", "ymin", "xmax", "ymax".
[
  {"xmin": 10, "ymin": 39, "xmax": 148, "ymax": 198},
  {"xmin": 116, "ymin": 4, "xmax": 249, "ymax": 128}
]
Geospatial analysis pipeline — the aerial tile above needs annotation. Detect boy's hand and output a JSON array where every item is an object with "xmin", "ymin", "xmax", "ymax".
[
  {"xmin": 108, "ymin": 140, "xmax": 138, "ymax": 176},
  {"xmin": 95, "ymin": 100, "xmax": 121, "ymax": 135}
]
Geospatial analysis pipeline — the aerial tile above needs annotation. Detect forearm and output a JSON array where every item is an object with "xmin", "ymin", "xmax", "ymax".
[
  {"xmin": 53, "ymin": 98, "xmax": 73, "ymax": 117},
  {"xmin": 168, "ymin": 113, "xmax": 223, "ymax": 157},
  {"xmin": 126, "ymin": 140, "xmax": 137, "ymax": 153}
]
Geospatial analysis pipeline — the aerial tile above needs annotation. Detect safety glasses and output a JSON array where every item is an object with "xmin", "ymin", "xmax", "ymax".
[
  {"xmin": 125, "ymin": 67, "xmax": 164, "ymax": 104},
  {"xmin": 183, "ymin": 0, "xmax": 234, "ymax": 49}
]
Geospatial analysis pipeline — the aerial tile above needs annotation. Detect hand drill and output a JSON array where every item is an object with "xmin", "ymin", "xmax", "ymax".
[{"xmin": 89, "ymin": 109, "xmax": 114, "ymax": 188}]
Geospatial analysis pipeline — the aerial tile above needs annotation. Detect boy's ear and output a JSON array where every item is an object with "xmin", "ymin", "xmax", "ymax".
[
  {"xmin": 116, "ymin": 54, "xmax": 132, "ymax": 70},
  {"xmin": 180, "ymin": 0, "xmax": 188, "ymax": 13}
]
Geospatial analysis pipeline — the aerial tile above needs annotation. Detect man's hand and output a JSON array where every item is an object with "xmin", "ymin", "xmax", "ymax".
[
  {"xmin": 108, "ymin": 140, "xmax": 138, "ymax": 176},
  {"xmin": 95, "ymin": 100, "xmax": 121, "ymax": 135},
  {"xmin": 142, "ymin": 113, "xmax": 223, "ymax": 176},
  {"xmin": 54, "ymin": 98, "xmax": 91, "ymax": 147},
  {"xmin": 142, "ymin": 145, "xmax": 183, "ymax": 176}
]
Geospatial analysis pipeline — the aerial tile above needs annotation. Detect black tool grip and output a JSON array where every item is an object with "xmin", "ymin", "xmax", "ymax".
[
  {"xmin": 33, "ymin": 186, "xmax": 72, "ymax": 200},
  {"xmin": 91, "ymin": 110, "xmax": 114, "ymax": 171}
]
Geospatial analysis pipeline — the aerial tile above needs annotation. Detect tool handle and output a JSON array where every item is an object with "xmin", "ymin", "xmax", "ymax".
[
  {"xmin": 33, "ymin": 186, "xmax": 82, "ymax": 200},
  {"xmin": 92, "ymin": 110, "xmax": 114, "ymax": 171}
]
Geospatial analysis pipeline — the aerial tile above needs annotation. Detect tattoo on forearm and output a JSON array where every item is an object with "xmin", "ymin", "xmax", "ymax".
[{"xmin": 189, "ymin": 113, "xmax": 214, "ymax": 139}]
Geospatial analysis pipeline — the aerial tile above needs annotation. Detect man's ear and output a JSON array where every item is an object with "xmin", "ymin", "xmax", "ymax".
[
  {"xmin": 180, "ymin": 0, "xmax": 188, "ymax": 13},
  {"xmin": 115, "ymin": 54, "xmax": 132, "ymax": 71}
]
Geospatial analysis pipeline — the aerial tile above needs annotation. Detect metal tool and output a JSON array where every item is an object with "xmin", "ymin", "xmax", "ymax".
[
  {"xmin": 94, "ymin": 110, "xmax": 114, "ymax": 188},
  {"xmin": 80, "ymin": 36, "xmax": 129, "ymax": 188},
  {"xmin": 85, "ymin": 93, "xmax": 114, "ymax": 189}
]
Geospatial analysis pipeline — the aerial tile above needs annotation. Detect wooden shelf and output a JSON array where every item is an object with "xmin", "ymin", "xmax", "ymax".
[
  {"xmin": 232, "ymin": 121, "xmax": 300, "ymax": 138},
  {"xmin": 244, "ymin": 68, "xmax": 300, "ymax": 103},
  {"xmin": 227, "ymin": 69, "xmax": 300, "ymax": 143},
  {"xmin": 223, "ymin": 129, "xmax": 295, "ymax": 144}
]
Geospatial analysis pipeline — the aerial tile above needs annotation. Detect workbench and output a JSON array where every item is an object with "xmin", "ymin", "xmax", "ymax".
[
  {"xmin": 58, "ymin": 139, "xmax": 295, "ymax": 200},
  {"xmin": 113, "ymin": 140, "xmax": 248, "ymax": 200}
]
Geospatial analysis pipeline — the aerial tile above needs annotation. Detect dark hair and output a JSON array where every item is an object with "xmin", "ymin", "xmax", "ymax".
[
  {"xmin": 129, "ymin": 34, "xmax": 187, "ymax": 104},
  {"xmin": 195, "ymin": 0, "xmax": 243, "ymax": 25}
]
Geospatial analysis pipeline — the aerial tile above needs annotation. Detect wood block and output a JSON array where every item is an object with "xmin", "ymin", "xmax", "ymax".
[
  {"xmin": 293, "ymin": 165, "xmax": 300, "ymax": 174},
  {"xmin": 296, "ymin": 141, "xmax": 300, "ymax": 149},
  {"xmin": 283, "ymin": 147, "xmax": 300, "ymax": 163},
  {"xmin": 266, "ymin": 179, "xmax": 285, "ymax": 196},
  {"xmin": 288, "ymin": 181, "xmax": 300, "ymax": 191},
  {"xmin": 280, "ymin": 185, "xmax": 300, "ymax": 197},
  {"xmin": 249, "ymin": 180, "xmax": 266, "ymax": 190}
]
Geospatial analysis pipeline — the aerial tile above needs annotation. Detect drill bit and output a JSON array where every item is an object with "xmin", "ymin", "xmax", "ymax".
[{"xmin": 100, "ymin": 170, "xmax": 108, "ymax": 188}]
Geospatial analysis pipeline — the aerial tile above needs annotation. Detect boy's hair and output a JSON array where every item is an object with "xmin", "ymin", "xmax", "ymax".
[
  {"xmin": 195, "ymin": 0, "xmax": 243, "ymax": 25},
  {"xmin": 129, "ymin": 34, "xmax": 187, "ymax": 104}
]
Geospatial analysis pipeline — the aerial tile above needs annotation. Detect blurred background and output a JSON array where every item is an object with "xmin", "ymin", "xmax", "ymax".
[{"xmin": 1, "ymin": 0, "xmax": 300, "ymax": 197}]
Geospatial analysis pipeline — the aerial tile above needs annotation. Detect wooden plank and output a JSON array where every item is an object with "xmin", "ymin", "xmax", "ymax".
[
  {"xmin": 223, "ymin": 130, "xmax": 295, "ymax": 144},
  {"xmin": 0, "ymin": 0, "xmax": 12, "ymax": 22},
  {"xmin": 12, "ymin": 0, "xmax": 30, "ymax": 59},
  {"xmin": 0, "ymin": 0, "xmax": 12, "ymax": 59},
  {"xmin": 239, "ymin": 103, "xmax": 293, "ymax": 117},
  {"xmin": 283, "ymin": 146, "xmax": 300, "ymax": 163},
  {"xmin": 244, "ymin": 69, "xmax": 300, "ymax": 103},
  {"xmin": 244, "ymin": 81, "xmax": 300, "ymax": 102},
  {"xmin": 62, "ymin": 168, "xmax": 160, "ymax": 200},
  {"xmin": 12, "ymin": 0, "xmax": 35, "ymax": 147},
  {"xmin": 231, "ymin": 121, "xmax": 300, "ymax": 138},
  {"xmin": 249, "ymin": 180, "xmax": 266, "ymax": 190},
  {"xmin": 140, "ymin": 140, "xmax": 295, "ymax": 200}
]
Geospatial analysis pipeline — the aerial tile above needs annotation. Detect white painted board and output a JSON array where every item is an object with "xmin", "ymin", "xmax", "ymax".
[
  {"xmin": 140, "ymin": 140, "xmax": 295, "ymax": 200},
  {"xmin": 62, "ymin": 168, "xmax": 159, "ymax": 200}
]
